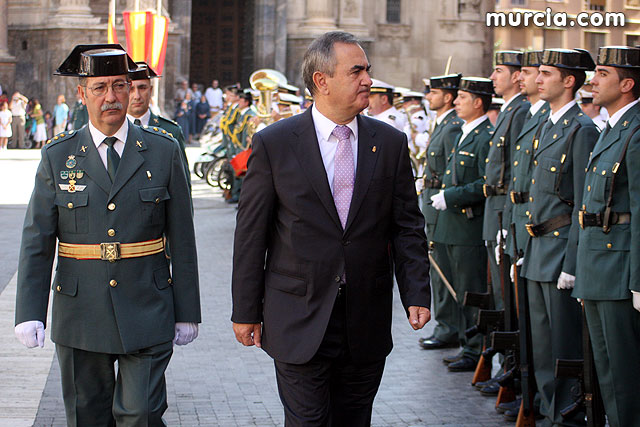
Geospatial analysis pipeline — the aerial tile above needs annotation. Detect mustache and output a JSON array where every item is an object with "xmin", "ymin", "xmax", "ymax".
[{"xmin": 101, "ymin": 102, "xmax": 123, "ymax": 112}]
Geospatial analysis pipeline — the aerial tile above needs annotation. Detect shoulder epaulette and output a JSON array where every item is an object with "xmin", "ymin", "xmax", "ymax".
[
  {"xmin": 157, "ymin": 116, "xmax": 179, "ymax": 127},
  {"xmin": 45, "ymin": 129, "xmax": 77, "ymax": 147},
  {"xmin": 141, "ymin": 124, "xmax": 177, "ymax": 141}
]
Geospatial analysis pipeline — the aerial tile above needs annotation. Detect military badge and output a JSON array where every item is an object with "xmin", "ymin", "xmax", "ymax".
[
  {"xmin": 136, "ymin": 141, "xmax": 143, "ymax": 148},
  {"xmin": 76, "ymin": 170, "xmax": 84, "ymax": 179},
  {"xmin": 153, "ymin": 118, "xmax": 159, "ymax": 124},
  {"xmin": 66, "ymin": 155, "xmax": 77, "ymax": 169},
  {"xmin": 80, "ymin": 145, "xmax": 87, "ymax": 152},
  {"xmin": 68, "ymin": 171, "xmax": 76, "ymax": 179},
  {"xmin": 68, "ymin": 179, "xmax": 76, "ymax": 193},
  {"xmin": 60, "ymin": 171, "xmax": 69, "ymax": 179},
  {"xmin": 58, "ymin": 183, "xmax": 87, "ymax": 192}
]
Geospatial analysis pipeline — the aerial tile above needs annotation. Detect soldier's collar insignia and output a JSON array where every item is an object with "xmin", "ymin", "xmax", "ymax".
[
  {"xmin": 578, "ymin": 113, "xmax": 584, "ymax": 116},
  {"xmin": 563, "ymin": 119, "xmax": 569, "ymax": 125},
  {"xmin": 153, "ymin": 118, "xmax": 159, "ymax": 124},
  {"xmin": 541, "ymin": 109, "xmax": 547, "ymax": 114},
  {"xmin": 623, "ymin": 121, "xmax": 629, "ymax": 127},
  {"xmin": 80, "ymin": 145, "xmax": 87, "ymax": 153},
  {"xmin": 136, "ymin": 140, "xmax": 143, "ymax": 148},
  {"xmin": 66, "ymin": 155, "xmax": 77, "ymax": 169},
  {"xmin": 507, "ymin": 107, "xmax": 512, "ymax": 111},
  {"xmin": 372, "ymin": 146, "xmax": 377, "ymax": 153},
  {"xmin": 475, "ymin": 129, "xmax": 479, "ymax": 134}
]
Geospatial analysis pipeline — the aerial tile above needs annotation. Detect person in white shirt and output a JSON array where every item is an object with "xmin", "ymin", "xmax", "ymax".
[
  {"xmin": 367, "ymin": 78, "xmax": 406, "ymax": 131},
  {"xmin": 204, "ymin": 79, "xmax": 224, "ymax": 116}
]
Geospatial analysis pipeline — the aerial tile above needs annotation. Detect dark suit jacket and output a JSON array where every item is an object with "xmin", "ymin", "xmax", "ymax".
[{"xmin": 231, "ymin": 108, "xmax": 430, "ymax": 365}]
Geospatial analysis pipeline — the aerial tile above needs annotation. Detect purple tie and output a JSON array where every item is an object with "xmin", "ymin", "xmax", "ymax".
[{"xmin": 332, "ymin": 125, "xmax": 354, "ymax": 229}]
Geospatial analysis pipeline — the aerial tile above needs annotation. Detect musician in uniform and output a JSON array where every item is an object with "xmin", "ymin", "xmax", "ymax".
[
  {"xmin": 520, "ymin": 48, "xmax": 599, "ymax": 426},
  {"xmin": 573, "ymin": 46, "xmax": 640, "ymax": 427},
  {"xmin": 219, "ymin": 85, "xmax": 241, "ymax": 202},
  {"xmin": 430, "ymin": 77, "xmax": 494, "ymax": 371},
  {"xmin": 367, "ymin": 79, "xmax": 407, "ymax": 132},
  {"xmin": 13, "ymin": 44, "xmax": 200, "ymax": 426},
  {"xmin": 228, "ymin": 90, "xmax": 256, "ymax": 203}
]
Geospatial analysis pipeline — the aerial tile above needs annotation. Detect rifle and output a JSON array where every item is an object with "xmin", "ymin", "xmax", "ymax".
[{"xmin": 511, "ymin": 223, "xmax": 537, "ymax": 427}]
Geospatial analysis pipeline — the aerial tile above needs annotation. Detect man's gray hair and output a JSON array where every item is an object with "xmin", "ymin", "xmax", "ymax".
[{"xmin": 302, "ymin": 31, "xmax": 361, "ymax": 97}]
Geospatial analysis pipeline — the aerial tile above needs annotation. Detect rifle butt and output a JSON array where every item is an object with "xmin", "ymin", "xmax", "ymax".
[
  {"xmin": 515, "ymin": 400, "xmax": 536, "ymax": 427},
  {"xmin": 495, "ymin": 386, "xmax": 517, "ymax": 408},
  {"xmin": 471, "ymin": 354, "xmax": 492, "ymax": 386}
]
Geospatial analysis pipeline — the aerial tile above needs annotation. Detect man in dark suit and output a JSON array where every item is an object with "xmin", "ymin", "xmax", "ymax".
[
  {"xmin": 231, "ymin": 31, "xmax": 431, "ymax": 426},
  {"xmin": 14, "ymin": 44, "xmax": 200, "ymax": 426}
]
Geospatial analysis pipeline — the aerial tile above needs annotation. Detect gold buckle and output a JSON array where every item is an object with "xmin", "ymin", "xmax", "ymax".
[
  {"xmin": 483, "ymin": 184, "xmax": 489, "ymax": 198},
  {"xmin": 578, "ymin": 210, "xmax": 585, "ymax": 229},
  {"xmin": 101, "ymin": 242, "xmax": 121, "ymax": 262},
  {"xmin": 510, "ymin": 191, "xmax": 516, "ymax": 205},
  {"xmin": 525, "ymin": 223, "xmax": 536, "ymax": 237}
]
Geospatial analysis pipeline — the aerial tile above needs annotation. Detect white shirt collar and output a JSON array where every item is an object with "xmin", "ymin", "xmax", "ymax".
[
  {"xmin": 549, "ymin": 100, "xmax": 577, "ymax": 125},
  {"xmin": 500, "ymin": 93, "xmax": 519, "ymax": 112},
  {"xmin": 607, "ymin": 99, "xmax": 639, "ymax": 128},
  {"xmin": 436, "ymin": 108, "xmax": 455, "ymax": 125},
  {"xmin": 89, "ymin": 119, "xmax": 129, "ymax": 149},
  {"xmin": 459, "ymin": 114, "xmax": 488, "ymax": 145},
  {"xmin": 529, "ymin": 99, "xmax": 545, "ymax": 117},
  {"xmin": 127, "ymin": 109, "xmax": 151, "ymax": 126},
  {"xmin": 311, "ymin": 104, "xmax": 358, "ymax": 143}
]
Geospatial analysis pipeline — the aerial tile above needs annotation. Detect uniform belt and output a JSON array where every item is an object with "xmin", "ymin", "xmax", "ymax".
[
  {"xmin": 579, "ymin": 210, "xmax": 630, "ymax": 229},
  {"xmin": 510, "ymin": 191, "xmax": 530, "ymax": 205},
  {"xmin": 424, "ymin": 177, "xmax": 442, "ymax": 189},
  {"xmin": 483, "ymin": 184, "xmax": 508, "ymax": 197},
  {"xmin": 58, "ymin": 238, "xmax": 164, "ymax": 262},
  {"xmin": 525, "ymin": 213, "xmax": 572, "ymax": 237}
]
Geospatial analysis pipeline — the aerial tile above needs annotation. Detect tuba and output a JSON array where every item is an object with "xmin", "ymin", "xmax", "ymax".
[{"xmin": 246, "ymin": 69, "xmax": 287, "ymax": 141}]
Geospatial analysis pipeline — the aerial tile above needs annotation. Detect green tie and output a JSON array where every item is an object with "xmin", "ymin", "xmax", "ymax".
[{"xmin": 103, "ymin": 136, "xmax": 120, "ymax": 182}]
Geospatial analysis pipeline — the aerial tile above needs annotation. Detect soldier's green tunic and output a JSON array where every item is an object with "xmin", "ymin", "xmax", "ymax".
[
  {"xmin": 421, "ymin": 109, "xmax": 462, "ymax": 344},
  {"xmin": 147, "ymin": 111, "xmax": 190, "ymax": 188},
  {"xmin": 520, "ymin": 101, "xmax": 599, "ymax": 426},
  {"xmin": 573, "ymin": 101, "xmax": 640, "ymax": 427},
  {"xmin": 71, "ymin": 100, "xmax": 88, "ymax": 130},
  {"xmin": 432, "ymin": 117, "xmax": 493, "ymax": 357}
]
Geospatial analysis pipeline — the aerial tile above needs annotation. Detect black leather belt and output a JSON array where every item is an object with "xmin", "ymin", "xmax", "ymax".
[
  {"xmin": 579, "ymin": 210, "xmax": 630, "ymax": 229},
  {"xmin": 510, "ymin": 191, "xmax": 530, "ymax": 205},
  {"xmin": 525, "ymin": 213, "xmax": 572, "ymax": 237},
  {"xmin": 424, "ymin": 177, "xmax": 442, "ymax": 189},
  {"xmin": 483, "ymin": 184, "xmax": 508, "ymax": 197}
]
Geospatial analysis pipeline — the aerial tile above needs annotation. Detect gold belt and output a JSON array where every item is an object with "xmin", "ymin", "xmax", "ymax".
[{"xmin": 58, "ymin": 238, "xmax": 164, "ymax": 262}]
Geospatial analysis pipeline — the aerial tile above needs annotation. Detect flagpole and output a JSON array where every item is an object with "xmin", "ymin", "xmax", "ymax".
[{"xmin": 153, "ymin": 0, "xmax": 162, "ymax": 114}]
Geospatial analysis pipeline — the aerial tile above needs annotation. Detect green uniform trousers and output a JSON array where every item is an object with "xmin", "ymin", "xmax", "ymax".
[
  {"xmin": 528, "ymin": 280, "xmax": 583, "ymax": 427},
  {"xmin": 444, "ymin": 244, "xmax": 487, "ymax": 358},
  {"xmin": 57, "ymin": 341, "xmax": 173, "ymax": 427},
  {"xmin": 429, "ymin": 241, "xmax": 458, "ymax": 343},
  {"xmin": 583, "ymin": 299, "xmax": 640, "ymax": 427}
]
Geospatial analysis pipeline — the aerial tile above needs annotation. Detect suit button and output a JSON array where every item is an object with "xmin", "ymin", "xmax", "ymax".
[
  {"xmin": 553, "ymin": 231, "xmax": 560, "ymax": 237},
  {"xmin": 514, "ymin": 161, "xmax": 518, "ymax": 166},
  {"xmin": 342, "ymin": 240, "xmax": 351, "ymax": 246},
  {"xmin": 461, "ymin": 208, "xmax": 466, "ymax": 214},
  {"xmin": 534, "ymin": 160, "xmax": 538, "ymax": 166},
  {"xmin": 550, "ymin": 166, "xmax": 557, "ymax": 172},
  {"xmin": 607, "ymin": 243, "xmax": 612, "ymax": 249},
  {"xmin": 56, "ymin": 285, "xmax": 61, "ymax": 292},
  {"xmin": 525, "ymin": 210, "xmax": 530, "ymax": 216},
  {"xmin": 529, "ymin": 196, "xmax": 533, "ymax": 202},
  {"xmin": 168, "ymin": 278, "xmax": 172, "ymax": 284},
  {"xmin": 334, "ymin": 276, "xmax": 341, "ymax": 283},
  {"xmin": 67, "ymin": 202, "xmax": 73, "ymax": 209},
  {"xmin": 155, "ymin": 197, "xmax": 160, "ymax": 204},
  {"xmin": 109, "ymin": 279, "xmax": 118, "ymax": 288},
  {"xmin": 587, "ymin": 185, "xmax": 591, "ymax": 192},
  {"xmin": 108, "ymin": 203, "xmax": 116, "ymax": 211},
  {"xmin": 107, "ymin": 228, "xmax": 116, "ymax": 237},
  {"xmin": 532, "ymin": 179, "xmax": 535, "ymax": 184},
  {"xmin": 513, "ymin": 177, "xmax": 516, "ymax": 182},
  {"xmin": 516, "ymin": 145, "xmax": 521, "ymax": 151}
]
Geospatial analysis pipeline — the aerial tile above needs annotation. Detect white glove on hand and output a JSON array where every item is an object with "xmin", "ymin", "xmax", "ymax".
[
  {"xmin": 430, "ymin": 191, "xmax": 447, "ymax": 211},
  {"xmin": 15, "ymin": 320, "xmax": 45, "ymax": 348},
  {"xmin": 494, "ymin": 229, "xmax": 508, "ymax": 264},
  {"xmin": 510, "ymin": 257, "xmax": 524, "ymax": 282},
  {"xmin": 174, "ymin": 322, "xmax": 199, "ymax": 346},
  {"xmin": 632, "ymin": 291, "xmax": 640, "ymax": 313},
  {"xmin": 557, "ymin": 272, "xmax": 576, "ymax": 290},
  {"xmin": 415, "ymin": 178, "xmax": 425, "ymax": 194}
]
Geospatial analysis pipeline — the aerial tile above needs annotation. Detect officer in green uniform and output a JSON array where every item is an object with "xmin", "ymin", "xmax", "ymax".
[
  {"xmin": 70, "ymin": 94, "xmax": 88, "ymax": 130},
  {"xmin": 13, "ymin": 44, "xmax": 201, "ymax": 427},
  {"xmin": 520, "ymin": 48, "xmax": 599, "ymax": 426},
  {"xmin": 228, "ymin": 90, "xmax": 256, "ymax": 203},
  {"xmin": 573, "ymin": 46, "xmax": 640, "ymax": 427},
  {"xmin": 484, "ymin": 51, "xmax": 530, "ymax": 312},
  {"xmin": 126, "ymin": 61, "xmax": 190, "ymax": 188},
  {"xmin": 418, "ymin": 73, "xmax": 463, "ymax": 350},
  {"xmin": 431, "ymin": 77, "xmax": 494, "ymax": 371}
]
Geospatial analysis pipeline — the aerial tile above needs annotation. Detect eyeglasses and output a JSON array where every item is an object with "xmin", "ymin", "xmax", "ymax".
[{"xmin": 83, "ymin": 81, "xmax": 131, "ymax": 97}]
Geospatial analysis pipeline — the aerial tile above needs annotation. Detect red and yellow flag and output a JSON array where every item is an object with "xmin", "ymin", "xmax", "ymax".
[
  {"xmin": 122, "ymin": 11, "xmax": 170, "ymax": 76},
  {"xmin": 107, "ymin": 12, "xmax": 118, "ymax": 44}
]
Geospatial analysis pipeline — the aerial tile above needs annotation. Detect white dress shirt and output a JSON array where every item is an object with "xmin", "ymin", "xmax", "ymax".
[
  {"xmin": 529, "ymin": 99, "xmax": 546, "ymax": 117},
  {"xmin": 459, "ymin": 114, "xmax": 489, "ymax": 146},
  {"xmin": 549, "ymin": 100, "xmax": 577, "ymax": 125},
  {"xmin": 89, "ymin": 119, "xmax": 128, "ymax": 169},
  {"xmin": 127, "ymin": 110, "xmax": 151, "ymax": 127},
  {"xmin": 607, "ymin": 99, "xmax": 638, "ymax": 128},
  {"xmin": 500, "ymin": 93, "xmax": 519, "ymax": 113}
]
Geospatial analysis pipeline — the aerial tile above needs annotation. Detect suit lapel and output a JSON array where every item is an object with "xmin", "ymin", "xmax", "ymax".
[
  {"xmin": 108, "ymin": 125, "xmax": 145, "ymax": 201},
  {"xmin": 73, "ymin": 127, "xmax": 112, "ymax": 195},
  {"xmin": 458, "ymin": 119, "xmax": 487, "ymax": 151}
]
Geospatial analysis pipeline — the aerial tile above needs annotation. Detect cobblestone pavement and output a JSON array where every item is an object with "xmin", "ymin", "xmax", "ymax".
[{"xmin": 1, "ymin": 147, "xmax": 505, "ymax": 426}]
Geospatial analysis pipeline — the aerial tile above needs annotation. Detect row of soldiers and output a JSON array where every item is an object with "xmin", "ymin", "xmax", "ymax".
[{"xmin": 407, "ymin": 46, "xmax": 640, "ymax": 427}]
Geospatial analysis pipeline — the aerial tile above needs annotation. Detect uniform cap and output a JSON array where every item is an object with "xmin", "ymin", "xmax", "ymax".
[
  {"xmin": 430, "ymin": 73, "xmax": 462, "ymax": 90},
  {"xmin": 459, "ymin": 77, "xmax": 495, "ymax": 97},
  {"xmin": 129, "ymin": 62, "xmax": 159, "ymax": 80},
  {"xmin": 578, "ymin": 88, "xmax": 594, "ymax": 104},
  {"xmin": 541, "ymin": 48, "xmax": 596, "ymax": 71},
  {"xmin": 370, "ymin": 78, "xmax": 394, "ymax": 94},
  {"xmin": 277, "ymin": 83, "xmax": 299, "ymax": 95},
  {"xmin": 402, "ymin": 91, "xmax": 425, "ymax": 101},
  {"xmin": 495, "ymin": 51, "xmax": 523, "ymax": 67},
  {"xmin": 55, "ymin": 44, "xmax": 137, "ymax": 77},
  {"xmin": 278, "ymin": 93, "xmax": 302, "ymax": 105},
  {"xmin": 597, "ymin": 46, "xmax": 640, "ymax": 69},
  {"xmin": 522, "ymin": 51, "xmax": 543, "ymax": 68}
]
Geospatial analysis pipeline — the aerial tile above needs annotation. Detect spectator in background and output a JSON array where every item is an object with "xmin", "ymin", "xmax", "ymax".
[
  {"xmin": 174, "ymin": 98, "xmax": 191, "ymax": 142},
  {"xmin": 191, "ymin": 82, "xmax": 202, "ymax": 100},
  {"xmin": 30, "ymin": 99, "xmax": 46, "ymax": 149},
  {"xmin": 44, "ymin": 111, "xmax": 54, "ymax": 139},
  {"xmin": 186, "ymin": 91, "xmax": 197, "ymax": 143},
  {"xmin": 175, "ymin": 79, "xmax": 189, "ymax": 109},
  {"xmin": 10, "ymin": 91, "xmax": 28, "ymax": 149},
  {"xmin": 0, "ymin": 100, "xmax": 12, "ymax": 150},
  {"xmin": 204, "ymin": 79, "xmax": 223, "ymax": 116},
  {"xmin": 70, "ymin": 92, "xmax": 88, "ymax": 130},
  {"xmin": 195, "ymin": 94, "xmax": 210, "ymax": 136},
  {"xmin": 52, "ymin": 94, "xmax": 69, "ymax": 134}
]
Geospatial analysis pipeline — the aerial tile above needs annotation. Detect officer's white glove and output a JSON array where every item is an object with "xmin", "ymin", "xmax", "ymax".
[
  {"xmin": 174, "ymin": 322, "xmax": 199, "ymax": 346},
  {"xmin": 510, "ymin": 258, "xmax": 524, "ymax": 282},
  {"xmin": 415, "ymin": 178, "xmax": 425, "ymax": 194},
  {"xmin": 557, "ymin": 272, "xmax": 576, "ymax": 290},
  {"xmin": 430, "ymin": 191, "xmax": 447, "ymax": 211},
  {"xmin": 15, "ymin": 320, "xmax": 45, "ymax": 348},
  {"xmin": 632, "ymin": 291, "xmax": 640, "ymax": 313}
]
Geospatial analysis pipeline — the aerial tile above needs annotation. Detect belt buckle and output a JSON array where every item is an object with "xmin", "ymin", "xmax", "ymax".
[
  {"xmin": 101, "ymin": 242, "xmax": 121, "ymax": 262},
  {"xmin": 483, "ymin": 184, "xmax": 489, "ymax": 198},
  {"xmin": 578, "ymin": 210, "xmax": 585, "ymax": 230},
  {"xmin": 525, "ymin": 223, "xmax": 536, "ymax": 237}
]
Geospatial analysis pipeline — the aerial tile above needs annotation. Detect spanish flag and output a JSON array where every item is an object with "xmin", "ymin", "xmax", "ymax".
[
  {"xmin": 123, "ymin": 11, "xmax": 170, "ymax": 76},
  {"xmin": 107, "ymin": 11, "xmax": 118, "ymax": 44}
]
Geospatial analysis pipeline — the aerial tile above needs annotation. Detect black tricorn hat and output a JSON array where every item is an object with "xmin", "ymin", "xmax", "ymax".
[
  {"xmin": 495, "ymin": 51, "xmax": 523, "ymax": 67},
  {"xmin": 430, "ymin": 73, "xmax": 462, "ymax": 91},
  {"xmin": 55, "ymin": 44, "xmax": 137, "ymax": 77},
  {"xmin": 541, "ymin": 48, "xmax": 596, "ymax": 71},
  {"xmin": 129, "ymin": 61, "xmax": 159, "ymax": 80},
  {"xmin": 522, "ymin": 51, "xmax": 543, "ymax": 68},
  {"xmin": 459, "ymin": 77, "xmax": 495, "ymax": 97},
  {"xmin": 597, "ymin": 46, "xmax": 640, "ymax": 69}
]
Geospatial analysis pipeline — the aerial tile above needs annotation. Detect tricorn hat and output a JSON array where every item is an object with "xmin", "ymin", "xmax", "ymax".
[
  {"xmin": 597, "ymin": 46, "xmax": 640, "ymax": 69},
  {"xmin": 430, "ymin": 73, "xmax": 462, "ymax": 91},
  {"xmin": 129, "ymin": 61, "xmax": 159, "ymax": 80},
  {"xmin": 459, "ymin": 77, "xmax": 495, "ymax": 97},
  {"xmin": 541, "ymin": 48, "xmax": 596, "ymax": 71},
  {"xmin": 495, "ymin": 51, "xmax": 523, "ymax": 67},
  {"xmin": 55, "ymin": 44, "xmax": 137, "ymax": 77},
  {"xmin": 522, "ymin": 51, "xmax": 543, "ymax": 68}
]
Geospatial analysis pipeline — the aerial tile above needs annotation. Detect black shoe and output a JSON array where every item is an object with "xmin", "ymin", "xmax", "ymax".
[
  {"xmin": 448, "ymin": 356, "xmax": 478, "ymax": 372},
  {"xmin": 442, "ymin": 350, "xmax": 464, "ymax": 365},
  {"xmin": 420, "ymin": 337, "xmax": 458, "ymax": 350},
  {"xmin": 479, "ymin": 382, "xmax": 500, "ymax": 396},
  {"xmin": 474, "ymin": 376, "xmax": 499, "ymax": 390},
  {"xmin": 496, "ymin": 398, "xmax": 521, "ymax": 414}
]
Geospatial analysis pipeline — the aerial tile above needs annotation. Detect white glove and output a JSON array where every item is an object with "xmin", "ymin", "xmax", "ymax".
[
  {"xmin": 15, "ymin": 320, "xmax": 45, "ymax": 348},
  {"xmin": 430, "ymin": 191, "xmax": 447, "ymax": 211},
  {"xmin": 557, "ymin": 272, "xmax": 576, "ymax": 290},
  {"xmin": 510, "ymin": 257, "xmax": 524, "ymax": 282},
  {"xmin": 494, "ymin": 229, "xmax": 508, "ymax": 264},
  {"xmin": 632, "ymin": 291, "xmax": 640, "ymax": 313},
  {"xmin": 415, "ymin": 178, "xmax": 425, "ymax": 194},
  {"xmin": 173, "ymin": 322, "xmax": 199, "ymax": 346}
]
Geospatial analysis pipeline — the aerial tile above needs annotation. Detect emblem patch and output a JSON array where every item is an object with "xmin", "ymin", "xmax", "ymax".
[
  {"xmin": 58, "ymin": 183, "xmax": 87, "ymax": 192},
  {"xmin": 76, "ymin": 170, "xmax": 84, "ymax": 179},
  {"xmin": 60, "ymin": 171, "xmax": 69, "ymax": 179},
  {"xmin": 66, "ymin": 155, "xmax": 77, "ymax": 169}
]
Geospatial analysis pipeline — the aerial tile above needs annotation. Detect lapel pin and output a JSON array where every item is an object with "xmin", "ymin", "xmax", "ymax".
[
  {"xmin": 80, "ymin": 145, "xmax": 87, "ymax": 153},
  {"xmin": 146, "ymin": 171, "xmax": 152, "ymax": 180},
  {"xmin": 623, "ymin": 121, "xmax": 629, "ymax": 127},
  {"xmin": 564, "ymin": 119, "xmax": 569, "ymax": 125},
  {"xmin": 136, "ymin": 140, "xmax": 143, "ymax": 148},
  {"xmin": 372, "ymin": 146, "xmax": 377, "ymax": 153}
]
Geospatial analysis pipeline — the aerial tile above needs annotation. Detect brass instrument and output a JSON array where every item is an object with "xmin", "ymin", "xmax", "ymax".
[
  {"xmin": 404, "ymin": 103, "xmax": 428, "ymax": 193},
  {"xmin": 246, "ymin": 69, "xmax": 287, "ymax": 142}
]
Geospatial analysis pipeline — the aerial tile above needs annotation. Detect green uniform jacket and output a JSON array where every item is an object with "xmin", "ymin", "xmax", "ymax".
[
  {"xmin": 574, "ymin": 103, "xmax": 640, "ymax": 300},
  {"xmin": 221, "ymin": 104, "xmax": 240, "ymax": 152},
  {"xmin": 505, "ymin": 102, "xmax": 550, "ymax": 256},
  {"xmin": 521, "ymin": 103, "xmax": 599, "ymax": 282},
  {"xmin": 432, "ymin": 118, "xmax": 493, "ymax": 246},
  {"xmin": 422, "ymin": 110, "xmax": 462, "ymax": 237},
  {"xmin": 483, "ymin": 94, "xmax": 530, "ymax": 241},
  {"xmin": 15, "ymin": 125, "xmax": 201, "ymax": 354},
  {"xmin": 147, "ymin": 112, "xmax": 190, "ymax": 188},
  {"xmin": 230, "ymin": 108, "xmax": 257, "ymax": 154},
  {"xmin": 71, "ymin": 101, "xmax": 88, "ymax": 130}
]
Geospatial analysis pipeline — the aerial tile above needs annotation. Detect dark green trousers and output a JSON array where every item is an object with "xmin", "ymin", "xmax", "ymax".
[
  {"xmin": 444, "ymin": 244, "xmax": 487, "ymax": 358},
  {"xmin": 56, "ymin": 341, "xmax": 173, "ymax": 427},
  {"xmin": 486, "ymin": 241, "xmax": 509, "ymax": 311},
  {"xmin": 429, "ymin": 242, "xmax": 458, "ymax": 343},
  {"xmin": 584, "ymin": 299, "xmax": 640, "ymax": 427},
  {"xmin": 528, "ymin": 281, "xmax": 583, "ymax": 427}
]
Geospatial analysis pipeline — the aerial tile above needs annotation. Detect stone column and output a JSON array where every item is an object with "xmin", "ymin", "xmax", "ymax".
[
  {"xmin": 0, "ymin": 0, "xmax": 16, "ymax": 94},
  {"xmin": 299, "ymin": 0, "xmax": 337, "ymax": 33},
  {"xmin": 54, "ymin": 0, "xmax": 99, "ymax": 24},
  {"xmin": 254, "ymin": 0, "xmax": 288, "ymax": 72},
  {"xmin": 338, "ymin": 0, "xmax": 368, "ymax": 38}
]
